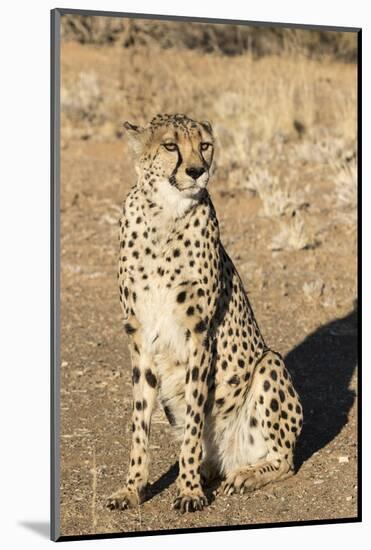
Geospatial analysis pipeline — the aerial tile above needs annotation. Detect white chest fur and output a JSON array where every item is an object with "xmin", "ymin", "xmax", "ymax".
[{"xmin": 134, "ymin": 278, "xmax": 190, "ymax": 363}]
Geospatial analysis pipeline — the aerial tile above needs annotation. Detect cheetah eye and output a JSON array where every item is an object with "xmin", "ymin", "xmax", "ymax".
[
  {"xmin": 163, "ymin": 143, "xmax": 178, "ymax": 152},
  {"xmin": 200, "ymin": 142, "xmax": 212, "ymax": 151}
]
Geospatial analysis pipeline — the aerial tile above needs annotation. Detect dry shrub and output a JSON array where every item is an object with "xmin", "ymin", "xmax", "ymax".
[
  {"xmin": 61, "ymin": 71, "xmax": 102, "ymax": 122},
  {"xmin": 335, "ymin": 159, "xmax": 357, "ymax": 209},
  {"xmin": 246, "ymin": 167, "xmax": 305, "ymax": 217},
  {"xmin": 61, "ymin": 42, "xmax": 357, "ymax": 150},
  {"xmin": 270, "ymin": 214, "xmax": 315, "ymax": 251},
  {"xmin": 61, "ymin": 15, "xmax": 358, "ymax": 61}
]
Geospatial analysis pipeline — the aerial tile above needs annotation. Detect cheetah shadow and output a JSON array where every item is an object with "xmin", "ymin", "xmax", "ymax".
[{"xmin": 284, "ymin": 306, "xmax": 358, "ymax": 471}]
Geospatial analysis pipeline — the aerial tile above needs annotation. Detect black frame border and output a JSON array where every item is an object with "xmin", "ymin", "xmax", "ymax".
[{"xmin": 51, "ymin": 7, "xmax": 362, "ymax": 542}]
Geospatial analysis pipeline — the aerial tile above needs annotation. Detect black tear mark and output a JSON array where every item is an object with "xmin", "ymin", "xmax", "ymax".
[{"xmin": 169, "ymin": 147, "xmax": 183, "ymax": 186}]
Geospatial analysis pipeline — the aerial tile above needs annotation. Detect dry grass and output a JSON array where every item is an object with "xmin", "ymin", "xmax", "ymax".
[
  {"xmin": 61, "ymin": 44, "xmax": 356, "ymax": 144},
  {"xmin": 61, "ymin": 15, "xmax": 357, "ymax": 62},
  {"xmin": 58, "ymin": 34, "xmax": 358, "ymax": 535},
  {"xmin": 60, "ymin": 39, "xmax": 357, "ymax": 254},
  {"xmin": 270, "ymin": 214, "xmax": 315, "ymax": 252}
]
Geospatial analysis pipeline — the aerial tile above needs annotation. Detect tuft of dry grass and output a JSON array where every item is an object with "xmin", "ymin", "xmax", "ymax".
[
  {"xmin": 335, "ymin": 159, "xmax": 357, "ymax": 210},
  {"xmin": 303, "ymin": 279, "xmax": 325, "ymax": 301},
  {"xmin": 270, "ymin": 214, "xmax": 315, "ymax": 252},
  {"xmin": 247, "ymin": 167, "xmax": 304, "ymax": 217}
]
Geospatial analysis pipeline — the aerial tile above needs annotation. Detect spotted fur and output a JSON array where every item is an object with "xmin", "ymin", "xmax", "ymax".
[{"xmin": 106, "ymin": 113, "xmax": 303, "ymax": 513}]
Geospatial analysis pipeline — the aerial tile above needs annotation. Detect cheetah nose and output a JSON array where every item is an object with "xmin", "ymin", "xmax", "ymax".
[{"xmin": 186, "ymin": 166, "xmax": 206, "ymax": 180}]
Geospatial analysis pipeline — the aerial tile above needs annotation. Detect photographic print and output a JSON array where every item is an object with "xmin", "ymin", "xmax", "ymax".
[{"xmin": 51, "ymin": 8, "xmax": 360, "ymax": 541}]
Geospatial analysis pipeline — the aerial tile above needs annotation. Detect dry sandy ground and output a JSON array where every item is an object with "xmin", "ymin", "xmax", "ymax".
[{"xmin": 59, "ymin": 134, "xmax": 358, "ymax": 537}]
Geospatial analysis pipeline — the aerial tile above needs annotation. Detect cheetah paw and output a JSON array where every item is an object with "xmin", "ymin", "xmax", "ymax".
[
  {"xmin": 220, "ymin": 469, "xmax": 257, "ymax": 496},
  {"xmin": 172, "ymin": 492, "xmax": 207, "ymax": 513},
  {"xmin": 106, "ymin": 487, "xmax": 140, "ymax": 511}
]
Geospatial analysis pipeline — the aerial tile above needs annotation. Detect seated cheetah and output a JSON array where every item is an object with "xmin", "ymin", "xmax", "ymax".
[{"xmin": 106, "ymin": 113, "xmax": 303, "ymax": 513}]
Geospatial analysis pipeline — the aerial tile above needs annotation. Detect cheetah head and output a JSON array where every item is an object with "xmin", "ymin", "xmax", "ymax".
[{"xmin": 124, "ymin": 113, "xmax": 214, "ymax": 198}]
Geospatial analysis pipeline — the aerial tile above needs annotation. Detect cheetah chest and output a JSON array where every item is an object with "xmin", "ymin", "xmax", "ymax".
[{"xmin": 130, "ymin": 251, "xmax": 191, "ymax": 363}]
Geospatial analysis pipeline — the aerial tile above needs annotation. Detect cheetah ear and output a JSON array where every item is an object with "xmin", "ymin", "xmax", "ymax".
[
  {"xmin": 123, "ymin": 122, "xmax": 148, "ymax": 156},
  {"xmin": 200, "ymin": 120, "xmax": 213, "ymax": 136}
]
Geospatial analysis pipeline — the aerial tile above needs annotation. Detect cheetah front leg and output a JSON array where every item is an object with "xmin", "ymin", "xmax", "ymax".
[
  {"xmin": 173, "ymin": 334, "xmax": 210, "ymax": 513},
  {"xmin": 106, "ymin": 342, "xmax": 158, "ymax": 510}
]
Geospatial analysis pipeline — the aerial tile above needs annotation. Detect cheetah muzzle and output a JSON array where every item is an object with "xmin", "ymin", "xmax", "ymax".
[{"xmin": 106, "ymin": 113, "xmax": 303, "ymax": 514}]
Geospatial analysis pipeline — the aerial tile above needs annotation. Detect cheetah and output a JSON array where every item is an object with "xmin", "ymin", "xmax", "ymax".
[{"xmin": 106, "ymin": 113, "xmax": 303, "ymax": 514}]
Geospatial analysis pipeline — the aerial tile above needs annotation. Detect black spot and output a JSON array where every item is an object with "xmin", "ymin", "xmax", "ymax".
[
  {"xmin": 250, "ymin": 416, "xmax": 258, "ymax": 428},
  {"xmin": 228, "ymin": 375, "xmax": 240, "ymax": 386},
  {"xmin": 270, "ymin": 370, "xmax": 278, "ymax": 381},
  {"xmin": 187, "ymin": 306, "xmax": 195, "ymax": 316},
  {"xmin": 279, "ymin": 389, "xmax": 286, "ymax": 403},
  {"xmin": 216, "ymin": 398, "xmax": 225, "ymax": 407},
  {"xmin": 270, "ymin": 398, "xmax": 279, "ymax": 412},
  {"xmin": 173, "ymin": 248, "xmax": 181, "ymax": 258},
  {"xmin": 191, "ymin": 367, "xmax": 199, "ymax": 381},
  {"xmin": 132, "ymin": 367, "xmax": 140, "ymax": 384},
  {"xmin": 135, "ymin": 401, "xmax": 142, "ymax": 411},
  {"xmin": 124, "ymin": 322, "xmax": 136, "ymax": 335},
  {"xmin": 145, "ymin": 369, "xmax": 157, "ymax": 388},
  {"xmin": 177, "ymin": 291, "xmax": 187, "ymax": 303},
  {"xmin": 195, "ymin": 320, "xmax": 207, "ymax": 333},
  {"xmin": 288, "ymin": 385, "xmax": 295, "ymax": 398},
  {"xmin": 263, "ymin": 380, "xmax": 270, "ymax": 392}
]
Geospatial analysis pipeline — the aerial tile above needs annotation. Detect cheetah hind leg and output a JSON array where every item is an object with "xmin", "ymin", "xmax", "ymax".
[{"xmin": 221, "ymin": 350, "xmax": 301, "ymax": 496}]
